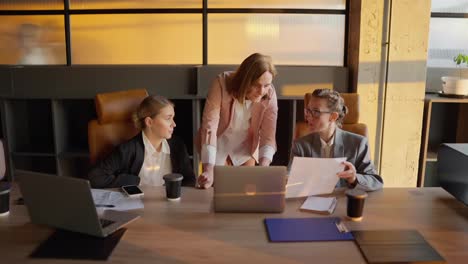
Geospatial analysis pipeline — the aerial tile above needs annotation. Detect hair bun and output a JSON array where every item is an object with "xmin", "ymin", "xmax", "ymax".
[{"xmin": 342, "ymin": 105, "xmax": 349, "ymax": 115}]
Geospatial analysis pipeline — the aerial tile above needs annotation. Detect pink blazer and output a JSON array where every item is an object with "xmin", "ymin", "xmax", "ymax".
[{"xmin": 197, "ymin": 71, "xmax": 278, "ymax": 160}]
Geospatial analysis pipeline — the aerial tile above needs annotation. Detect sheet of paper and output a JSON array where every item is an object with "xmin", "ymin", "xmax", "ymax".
[
  {"xmin": 91, "ymin": 189, "xmax": 144, "ymax": 213},
  {"xmin": 286, "ymin": 157, "xmax": 346, "ymax": 198},
  {"xmin": 300, "ymin": 196, "xmax": 337, "ymax": 212}
]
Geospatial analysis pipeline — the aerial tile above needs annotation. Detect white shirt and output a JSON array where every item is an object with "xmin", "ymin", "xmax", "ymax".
[
  {"xmin": 320, "ymin": 135, "xmax": 335, "ymax": 158},
  {"xmin": 138, "ymin": 131, "xmax": 172, "ymax": 186},
  {"xmin": 19, "ymin": 47, "xmax": 53, "ymax": 65},
  {"xmin": 201, "ymin": 99, "xmax": 275, "ymax": 165}
]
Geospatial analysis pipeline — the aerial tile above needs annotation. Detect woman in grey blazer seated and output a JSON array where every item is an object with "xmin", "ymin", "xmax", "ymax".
[
  {"xmin": 290, "ymin": 89, "xmax": 383, "ymax": 191},
  {"xmin": 88, "ymin": 95, "xmax": 196, "ymax": 188}
]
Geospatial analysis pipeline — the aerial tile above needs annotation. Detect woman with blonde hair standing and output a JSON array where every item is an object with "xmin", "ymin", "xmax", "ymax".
[{"xmin": 197, "ymin": 53, "xmax": 278, "ymax": 188}]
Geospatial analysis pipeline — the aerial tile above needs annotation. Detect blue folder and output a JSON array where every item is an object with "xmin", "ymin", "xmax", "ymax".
[{"xmin": 264, "ymin": 217, "xmax": 354, "ymax": 242}]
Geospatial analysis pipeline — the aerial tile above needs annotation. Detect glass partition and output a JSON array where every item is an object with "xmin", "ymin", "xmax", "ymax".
[
  {"xmin": 0, "ymin": 15, "xmax": 66, "ymax": 65},
  {"xmin": 427, "ymin": 18, "xmax": 468, "ymax": 68},
  {"xmin": 71, "ymin": 14, "xmax": 202, "ymax": 64},
  {"xmin": 431, "ymin": 0, "xmax": 468, "ymax": 13},
  {"xmin": 0, "ymin": 0, "xmax": 63, "ymax": 10},
  {"xmin": 70, "ymin": 0, "xmax": 201, "ymax": 9},
  {"xmin": 208, "ymin": 14, "xmax": 344, "ymax": 65},
  {"xmin": 208, "ymin": 0, "xmax": 345, "ymax": 9}
]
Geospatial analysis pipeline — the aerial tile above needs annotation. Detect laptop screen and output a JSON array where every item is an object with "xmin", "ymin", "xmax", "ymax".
[{"xmin": 438, "ymin": 144, "xmax": 468, "ymax": 206}]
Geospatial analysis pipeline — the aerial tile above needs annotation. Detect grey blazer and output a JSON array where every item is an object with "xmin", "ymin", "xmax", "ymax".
[{"xmin": 289, "ymin": 128, "xmax": 383, "ymax": 191}]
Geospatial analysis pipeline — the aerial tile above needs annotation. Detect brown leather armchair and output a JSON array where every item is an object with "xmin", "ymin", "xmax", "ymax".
[
  {"xmin": 88, "ymin": 89, "xmax": 148, "ymax": 164},
  {"xmin": 295, "ymin": 93, "xmax": 368, "ymax": 139},
  {"xmin": 0, "ymin": 139, "xmax": 6, "ymax": 180}
]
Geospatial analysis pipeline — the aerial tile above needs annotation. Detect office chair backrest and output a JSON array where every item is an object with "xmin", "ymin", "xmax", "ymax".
[
  {"xmin": 0, "ymin": 139, "xmax": 6, "ymax": 180},
  {"xmin": 88, "ymin": 89, "xmax": 148, "ymax": 164},
  {"xmin": 295, "ymin": 92, "xmax": 368, "ymax": 139}
]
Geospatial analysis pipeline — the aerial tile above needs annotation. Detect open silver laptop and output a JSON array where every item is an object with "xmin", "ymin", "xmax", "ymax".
[
  {"xmin": 16, "ymin": 170, "xmax": 139, "ymax": 237},
  {"xmin": 214, "ymin": 166, "xmax": 286, "ymax": 213}
]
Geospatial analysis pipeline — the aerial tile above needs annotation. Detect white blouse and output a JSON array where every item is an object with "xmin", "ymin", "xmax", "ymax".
[
  {"xmin": 201, "ymin": 99, "xmax": 275, "ymax": 165},
  {"xmin": 138, "ymin": 132, "xmax": 172, "ymax": 186},
  {"xmin": 320, "ymin": 135, "xmax": 335, "ymax": 158}
]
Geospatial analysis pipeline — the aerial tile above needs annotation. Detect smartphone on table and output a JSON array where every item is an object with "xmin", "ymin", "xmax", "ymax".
[{"xmin": 121, "ymin": 185, "xmax": 144, "ymax": 198}]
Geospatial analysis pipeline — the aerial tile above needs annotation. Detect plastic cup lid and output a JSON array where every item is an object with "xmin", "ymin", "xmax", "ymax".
[
  {"xmin": 0, "ymin": 182, "xmax": 11, "ymax": 195},
  {"xmin": 163, "ymin": 173, "xmax": 183, "ymax": 182},
  {"xmin": 345, "ymin": 189, "xmax": 367, "ymax": 198}
]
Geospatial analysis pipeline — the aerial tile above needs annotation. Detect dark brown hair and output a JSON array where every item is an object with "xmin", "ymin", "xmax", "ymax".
[
  {"xmin": 133, "ymin": 95, "xmax": 174, "ymax": 130},
  {"xmin": 227, "ymin": 53, "xmax": 277, "ymax": 103},
  {"xmin": 311, "ymin": 89, "xmax": 348, "ymax": 127}
]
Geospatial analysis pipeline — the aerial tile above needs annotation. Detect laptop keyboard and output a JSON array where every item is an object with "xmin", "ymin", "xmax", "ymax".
[{"xmin": 99, "ymin": 218, "xmax": 115, "ymax": 228}]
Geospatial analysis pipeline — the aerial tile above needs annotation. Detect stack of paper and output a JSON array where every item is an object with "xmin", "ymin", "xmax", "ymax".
[
  {"xmin": 91, "ymin": 189, "xmax": 144, "ymax": 213},
  {"xmin": 300, "ymin": 196, "xmax": 337, "ymax": 215}
]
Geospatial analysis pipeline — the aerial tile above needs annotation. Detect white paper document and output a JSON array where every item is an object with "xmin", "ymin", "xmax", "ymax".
[
  {"xmin": 91, "ymin": 189, "xmax": 144, "ymax": 212},
  {"xmin": 300, "ymin": 196, "xmax": 337, "ymax": 214},
  {"xmin": 286, "ymin": 157, "xmax": 346, "ymax": 198}
]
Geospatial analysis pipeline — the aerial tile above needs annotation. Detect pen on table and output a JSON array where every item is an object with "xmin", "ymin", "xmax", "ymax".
[
  {"xmin": 329, "ymin": 198, "xmax": 337, "ymax": 213},
  {"xmin": 95, "ymin": 204, "xmax": 115, "ymax": 208}
]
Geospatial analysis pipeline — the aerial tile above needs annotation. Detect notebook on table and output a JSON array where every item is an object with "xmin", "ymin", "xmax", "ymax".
[{"xmin": 300, "ymin": 196, "xmax": 337, "ymax": 215}]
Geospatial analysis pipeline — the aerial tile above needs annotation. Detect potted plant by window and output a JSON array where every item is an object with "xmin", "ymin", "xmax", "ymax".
[{"xmin": 441, "ymin": 53, "xmax": 468, "ymax": 97}]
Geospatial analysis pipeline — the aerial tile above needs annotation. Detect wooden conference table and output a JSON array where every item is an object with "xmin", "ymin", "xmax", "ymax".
[{"xmin": 1, "ymin": 186, "xmax": 468, "ymax": 263}]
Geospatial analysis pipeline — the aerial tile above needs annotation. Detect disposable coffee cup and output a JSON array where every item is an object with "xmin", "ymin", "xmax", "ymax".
[
  {"xmin": 0, "ymin": 182, "xmax": 11, "ymax": 216},
  {"xmin": 345, "ymin": 189, "xmax": 367, "ymax": 221},
  {"xmin": 163, "ymin": 173, "xmax": 183, "ymax": 201}
]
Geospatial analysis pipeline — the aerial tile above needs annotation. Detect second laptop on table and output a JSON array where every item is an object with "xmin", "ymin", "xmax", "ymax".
[{"xmin": 213, "ymin": 166, "xmax": 286, "ymax": 213}]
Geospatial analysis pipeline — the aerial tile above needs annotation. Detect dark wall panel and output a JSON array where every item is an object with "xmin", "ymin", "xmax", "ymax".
[
  {"xmin": 2, "ymin": 65, "xmax": 348, "ymax": 99},
  {"xmin": 197, "ymin": 65, "xmax": 349, "ymax": 97},
  {"xmin": 10, "ymin": 66, "xmax": 197, "ymax": 99},
  {"xmin": 0, "ymin": 68, "xmax": 12, "ymax": 97}
]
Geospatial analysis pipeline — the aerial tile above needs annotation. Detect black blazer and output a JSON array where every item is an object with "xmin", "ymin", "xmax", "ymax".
[{"xmin": 88, "ymin": 133, "xmax": 196, "ymax": 188}]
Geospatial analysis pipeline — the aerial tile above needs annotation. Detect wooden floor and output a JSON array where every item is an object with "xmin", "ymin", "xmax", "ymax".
[{"xmin": 1, "ymin": 186, "xmax": 468, "ymax": 263}]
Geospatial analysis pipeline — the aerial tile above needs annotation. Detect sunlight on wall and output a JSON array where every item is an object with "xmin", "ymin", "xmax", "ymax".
[
  {"xmin": 357, "ymin": 0, "xmax": 385, "ymax": 165},
  {"xmin": 379, "ymin": 0, "xmax": 430, "ymax": 187},
  {"xmin": 380, "ymin": 82, "xmax": 426, "ymax": 187}
]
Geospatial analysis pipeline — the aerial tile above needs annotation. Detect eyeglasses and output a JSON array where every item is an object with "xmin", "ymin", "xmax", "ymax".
[{"xmin": 304, "ymin": 108, "xmax": 332, "ymax": 118}]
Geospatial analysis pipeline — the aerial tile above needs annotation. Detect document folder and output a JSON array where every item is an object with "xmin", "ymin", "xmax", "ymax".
[{"xmin": 264, "ymin": 217, "xmax": 354, "ymax": 242}]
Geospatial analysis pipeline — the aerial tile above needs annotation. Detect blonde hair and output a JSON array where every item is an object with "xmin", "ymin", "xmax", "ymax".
[
  {"xmin": 228, "ymin": 53, "xmax": 277, "ymax": 103},
  {"xmin": 132, "ymin": 95, "xmax": 174, "ymax": 130},
  {"xmin": 311, "ymin": 89, "xmax": 348, "ymax": 127}
]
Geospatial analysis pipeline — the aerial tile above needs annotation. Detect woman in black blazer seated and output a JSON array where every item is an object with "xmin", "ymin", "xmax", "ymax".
[
  {"xmin": 88, "ymin": 95, "xmax": 196, "ymax": 188},
  {"xmin": 290, "ymin": 89, "xmax": 383, "ymax": 191}
]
